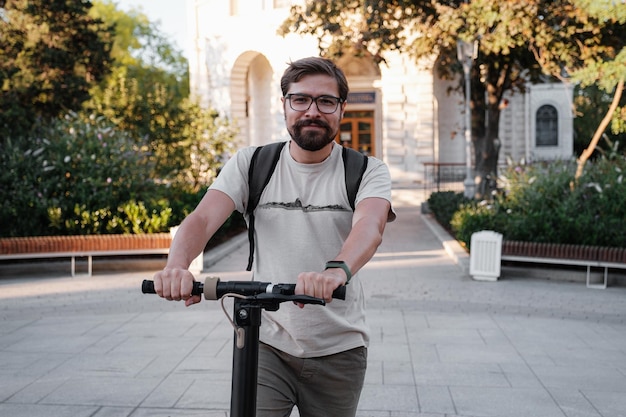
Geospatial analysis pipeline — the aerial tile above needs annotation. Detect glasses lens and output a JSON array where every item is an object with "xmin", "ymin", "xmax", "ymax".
[
  {"xmin": 316, "ymin": 96, "xmax": 340, "ymax": 114},
  {"xmin": 288, "ymin": 95, "xmax": 312, "ymax": 111}
]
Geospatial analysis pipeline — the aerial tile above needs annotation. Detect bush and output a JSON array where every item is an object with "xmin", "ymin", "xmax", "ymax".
[
  {"xmin": 450, "ymin": 202, "xmax": 500, "ymax": 250},
  {"xmin": 426, "ymin": 191, "xmax": 470, "ymax": 231},
  {"xmin": 430, "ymin": 156, "xmax": 626, "ymax": 249},
  {"xmin": 2, "ymin": 113, "xmax": 189, "ymax": 236}
]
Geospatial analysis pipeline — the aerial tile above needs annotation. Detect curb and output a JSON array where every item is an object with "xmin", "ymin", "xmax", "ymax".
[
  {"xmin": 203, "ymin": 232, "xmax": 248, "ymax": 269},
  {"xmin": 421, "ymin": 212, "xmax": 470, "ymax": 274}
]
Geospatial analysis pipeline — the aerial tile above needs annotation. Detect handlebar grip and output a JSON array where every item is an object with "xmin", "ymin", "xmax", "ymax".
[
  {"xmin": 271, "ymin": 283, "xmax": 346, "ymax": 300},
  {"xmin": 141, "ymin": 280, "xmax": 156, "ymax": 294},
  {"xmin": 332, "ymin": 285, "xmax": 346, "ymax": 300},
  {"xmin": 141, "ymin": 280, "xmax": 203, "ymax": 295},
  {"xmin": 205, "ymin": 277, "xmax": 272, "ymax": 300}
]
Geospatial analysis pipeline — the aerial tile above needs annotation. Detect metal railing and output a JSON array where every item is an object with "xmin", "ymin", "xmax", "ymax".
[{"xmin": 422, "ymin": 162, "xmax": 468, "ymax": 197}]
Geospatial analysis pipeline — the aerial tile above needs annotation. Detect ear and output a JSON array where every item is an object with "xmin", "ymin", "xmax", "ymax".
[
  {"xmin": 282, "ymin": 97, "xmax": 287, "ymax": 119},
  {"xmin": 339, "ymin": 101, "xmax": 347, "ymax": 119}
]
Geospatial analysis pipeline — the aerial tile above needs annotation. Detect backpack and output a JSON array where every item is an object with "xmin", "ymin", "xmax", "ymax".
[{"xmin": 245, "ymin": 141, "xmax": 368, "ymax": 271}]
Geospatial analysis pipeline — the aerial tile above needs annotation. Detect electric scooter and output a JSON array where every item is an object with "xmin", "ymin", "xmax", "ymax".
[{"xmin": 142, "ymin": 277, "xmax": 345, "ymax": 417}]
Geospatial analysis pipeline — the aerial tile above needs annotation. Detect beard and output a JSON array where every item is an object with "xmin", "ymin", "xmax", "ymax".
[{"xmin": 288, "ymin": 119, "xmax": 336, "ymax": 152}]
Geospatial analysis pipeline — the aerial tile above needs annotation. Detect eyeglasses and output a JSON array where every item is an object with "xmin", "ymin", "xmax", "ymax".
[{"xmin": 284, "ymin": 93, "xmax": 344, "ymax": 114}]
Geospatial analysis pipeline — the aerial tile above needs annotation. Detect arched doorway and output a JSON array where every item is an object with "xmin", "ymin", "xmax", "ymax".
[{"xmin": 230, "ymin": 52, "xmax": 273, "ymax": 146}]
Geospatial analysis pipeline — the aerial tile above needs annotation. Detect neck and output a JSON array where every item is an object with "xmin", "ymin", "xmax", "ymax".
[{"xmin": 289, "ymin": 141, "xmax": 334, "ymax": 164}]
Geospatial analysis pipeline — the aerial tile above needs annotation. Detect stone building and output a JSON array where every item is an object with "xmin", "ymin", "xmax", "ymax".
[{"xmin": 187, "ymin": 0, "xmax": 574, "ymax": 184}]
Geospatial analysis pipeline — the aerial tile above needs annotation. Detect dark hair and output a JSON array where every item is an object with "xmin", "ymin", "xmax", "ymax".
[{"xmin": 280, "ymin": 57, "xmax": 349, "ymax": 101}]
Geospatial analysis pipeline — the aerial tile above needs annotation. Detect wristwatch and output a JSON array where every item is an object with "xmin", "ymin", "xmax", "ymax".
[{"xmin": 324, "ymin": 260, "xmax": 352, "ymax": 284}]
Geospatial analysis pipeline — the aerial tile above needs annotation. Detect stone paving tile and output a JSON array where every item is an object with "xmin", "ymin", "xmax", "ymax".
[
  {"xmin": 451, "ymin": 386, "xmax": 566, "ymax": 417},
  {"xmin": 2, "ymin": 187, "xmax": 626, "ymax": 416}
]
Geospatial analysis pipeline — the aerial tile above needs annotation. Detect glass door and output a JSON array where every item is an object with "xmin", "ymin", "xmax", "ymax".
[{"xmin": 338, "ymin": 111, "xmax": 375, "ymax": 155}]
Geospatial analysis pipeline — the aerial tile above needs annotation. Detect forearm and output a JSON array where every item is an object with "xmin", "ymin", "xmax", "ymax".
[
  {"xmin": 333, "ymin": 217, "xmax": 383, "ymax": 276},
  {"xmin": 166, "ymin": 189, "xmax": 236, "ymax": 270},
  {"xmin": 166, "ymin": 213, "xmax": 214, "ymax": 270},
  {"xmin": 332, "ymin": 198, "xmax": 390, "ymax": 276},
  {"xmin": 295, "ymin": 198, "xmax": 389, "ymax": 303}
]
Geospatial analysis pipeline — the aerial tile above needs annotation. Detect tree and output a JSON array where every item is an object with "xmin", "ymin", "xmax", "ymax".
[
  {"xmin": 87, "ymin": 0, "xmax": 190, "ymax": 174},
  {"xmin": 279, "ymin": 0, "xmax": 626, "ymax": 197},
  {"xmin": 532, "ymin": 0, "xmax": 626, "ymax": 183},
  {"xmin": 0, "ymin": 1, "xmax": 239, "ymax": 237},
  {"xmin": 0, "ymin": 0, "xmax": 114, "ymax": 140},
  {"xmin": 573, "ymin": 84, "xmax": 625, "ymax": 157},
  {"xmin": 86, "ymin": 1, "xmax": 238, "ymax": 191}
]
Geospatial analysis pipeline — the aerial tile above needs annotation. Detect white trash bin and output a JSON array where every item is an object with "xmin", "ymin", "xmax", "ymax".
[{"xmin": 469, "ymin": 230, "xmax": 503, "ymax": 281}]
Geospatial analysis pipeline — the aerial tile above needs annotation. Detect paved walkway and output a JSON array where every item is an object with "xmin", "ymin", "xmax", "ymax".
[{"xmin": 1, "ymin": 186, "xmax": 626, "ymax": 417}]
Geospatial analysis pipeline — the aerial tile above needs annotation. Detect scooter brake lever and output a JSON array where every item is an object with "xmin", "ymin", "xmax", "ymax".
[{"xmin": 254, "ymin": 293, "xmax": 325, "ymax": 306}]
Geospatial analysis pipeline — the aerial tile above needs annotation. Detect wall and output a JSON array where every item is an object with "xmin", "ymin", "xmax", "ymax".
[{"xmin": 187, "ymin": 0, "xmax": 575, "ymax": 185}]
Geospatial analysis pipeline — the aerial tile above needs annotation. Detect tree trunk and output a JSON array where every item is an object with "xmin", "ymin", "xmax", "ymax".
[
  {"xmin": 573, "ymin": 77, "xmax": 624, "ymax": 185},
  {"xmin": 473, "ymin": 86, "xmax": 502, "ymax": 199}
]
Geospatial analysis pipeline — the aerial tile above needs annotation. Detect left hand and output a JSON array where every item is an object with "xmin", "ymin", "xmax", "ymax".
[{"xmin": 294, "ymin": 268, "xmax": 347, "ymax": 308}]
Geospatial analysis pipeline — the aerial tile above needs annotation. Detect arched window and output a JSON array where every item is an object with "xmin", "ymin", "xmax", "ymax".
[{"xmin": 536, "ymin": 104, "xmax": 558, "ymax": 147}]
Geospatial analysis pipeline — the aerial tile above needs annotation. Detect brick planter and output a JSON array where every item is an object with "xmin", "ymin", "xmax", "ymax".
[
  {"xmin": 0, "ymin": 234, "xmax": 172, "ymax": 255},
  {"xmin": 502, "ymin": 241, "xmax": 626, "ymax": 263}
]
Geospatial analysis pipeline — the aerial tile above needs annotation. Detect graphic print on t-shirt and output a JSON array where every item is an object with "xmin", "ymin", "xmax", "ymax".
[{"xmin": 259, "ymin": 198, "xmax": 349, "ymax": 213}]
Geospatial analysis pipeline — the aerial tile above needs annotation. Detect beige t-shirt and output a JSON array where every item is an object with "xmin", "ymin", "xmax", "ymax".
[{"xmin": 210, "ymin": 141, "xmax": 393, "ymax": 358}]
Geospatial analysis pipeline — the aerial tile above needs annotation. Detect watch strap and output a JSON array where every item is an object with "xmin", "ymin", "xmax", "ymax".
[{"xmin": 324, "ymin": 260, "xmax": 352, "ymax": 284}]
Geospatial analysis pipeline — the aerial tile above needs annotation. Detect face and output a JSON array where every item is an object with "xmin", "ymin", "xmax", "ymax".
[{"xmin": 282, "ymin": 74, "xmax": 345, "ymax": 152}]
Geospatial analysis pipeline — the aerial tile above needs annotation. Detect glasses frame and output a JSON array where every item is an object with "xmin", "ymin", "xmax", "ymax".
[{"xmin": 284, "ymin": 93, "xmax": 344, "ymax": 114}]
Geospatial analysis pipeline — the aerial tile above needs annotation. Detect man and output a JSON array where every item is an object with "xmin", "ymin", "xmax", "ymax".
[{"xmin": 153, "ymin": 56, "xmax": 395, "ymax": 416}]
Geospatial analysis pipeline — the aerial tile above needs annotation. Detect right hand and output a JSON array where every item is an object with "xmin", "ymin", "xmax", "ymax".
[{"xmin": 152, "ymin": 267, "xmax": 202, "ymax": 307}]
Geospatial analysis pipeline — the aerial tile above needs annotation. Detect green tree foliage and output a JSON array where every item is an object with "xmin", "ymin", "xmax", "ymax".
[
  {"xmin": 0, "ymin": 1, "xmax": 239, "ymax": 237},
  {"xmin": 573, "ymin": 84, "xmax": 625, "ymax": 156},
  {"xmin": 86, "ymin": 1, "xmax": 238, "ymax": 190},
  {"xmin": 0, "ymin": 0, "xmax": 114, "ymax": 139},
  {"xmin": 528, "ymin": 0, "xmax": 626, "ymax": 182},
  {"xmin": 279, "ymin": 0, "xmax": 626, "ymax": 196}
]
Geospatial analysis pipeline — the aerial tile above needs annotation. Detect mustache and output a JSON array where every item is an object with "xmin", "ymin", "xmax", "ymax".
[{"xmin": 295, "ymin": 119, "xmax": 331, "ymax": 130}]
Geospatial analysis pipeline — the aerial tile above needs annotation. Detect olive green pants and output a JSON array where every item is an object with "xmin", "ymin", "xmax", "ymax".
[{"xmin": 256, "ymin": 342, "xmax": 367, "ymax": 417}]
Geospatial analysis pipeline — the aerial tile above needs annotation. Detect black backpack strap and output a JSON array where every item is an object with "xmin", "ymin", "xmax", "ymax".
[
  {"xmin": 342, "ymin": 147, "xmax": 369, "ymax": 211},
  {"xmin": 246, "ymin": 141, "xmax": 286, "ymax": 271}
]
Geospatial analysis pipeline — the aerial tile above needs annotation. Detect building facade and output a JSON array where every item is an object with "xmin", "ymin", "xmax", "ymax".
[{"xmin": 187, "ymin": 0, "xmax": 574, "ymax": 184}]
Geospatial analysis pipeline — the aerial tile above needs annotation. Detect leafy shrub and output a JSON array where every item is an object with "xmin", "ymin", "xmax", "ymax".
[
  {"xmin": 0, "ymin": 136, "xmax": 51, "ymax": 237},
  {"xmin": 1, "ymin": 113, "xmax": 199, "ymax": 236},
  {"xmin": 426, "ymin": 191, "xmax": 470, "ymax": 231},
  {"xmin": 450, "ymin": 202, "xmax": 500, "ymax": 250},
  {"xmin": 48, "ymin": 200, "xmax": 172, "ymax": 235},
  {"xmin": 437, "ymin": 156, "xmax": 626, "ymax": 249}
]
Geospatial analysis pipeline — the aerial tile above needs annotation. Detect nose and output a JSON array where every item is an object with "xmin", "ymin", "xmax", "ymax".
[{"xmin": 304, "ymin": 100, "xmax": 323, "ymax": 117}]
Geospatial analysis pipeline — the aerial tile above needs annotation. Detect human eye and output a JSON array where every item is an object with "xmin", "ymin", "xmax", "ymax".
[
  {"xmin": 290, "ymin": 94, "xmax": 310, "ymax": 104},
  {"xmin": 318, "ymin": 96, "xmax": 338, "ymax": 106}
]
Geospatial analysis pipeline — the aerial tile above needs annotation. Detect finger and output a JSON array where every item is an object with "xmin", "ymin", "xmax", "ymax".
[
  {"xmin": 185, "ymin": 295, "xmax": 202, "ymax": 307},
  {"xmin": 295, "ymin": 273, "xmax": 307, "ymax": 295},
  {"xmin": 160, "ymin": 275, "xmax": 174, "ymax": 300},
  {"xmin": 170, "ymin": 277, "xmax": 182, "ymax": 301},
  {"xmin": 322, "ymin": 271, "xmax": 343, "ymax": 302},
  {"xmin": 180, "ymin": 275, "xmax": 195, "ymax": 300},
  {"xmin": 323, "ymin": 285, "xmax": 334, "ymax": 303},
  {"xmin": 153, "ymin": 273, "xmax": 164, "ymax": 297}
]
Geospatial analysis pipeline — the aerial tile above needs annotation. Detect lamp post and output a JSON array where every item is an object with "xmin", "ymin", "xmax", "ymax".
[{"xmin": 457, "ymin": 39, "xmax": 477, "ymax": 199}]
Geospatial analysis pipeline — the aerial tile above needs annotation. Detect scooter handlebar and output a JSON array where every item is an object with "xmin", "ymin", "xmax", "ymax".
[{"xmin": 141, "ymin": 277, "xmax": 346, "ymax": 301}]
